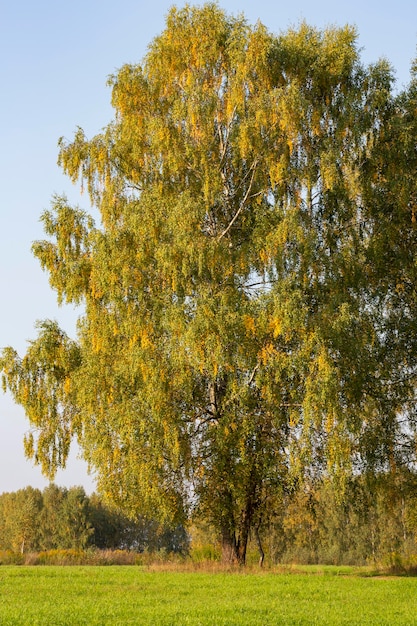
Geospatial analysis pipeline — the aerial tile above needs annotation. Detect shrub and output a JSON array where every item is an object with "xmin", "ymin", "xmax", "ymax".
[{"xmin": 0, "ymin": 550, "xmax": 24, "ymax": 565}]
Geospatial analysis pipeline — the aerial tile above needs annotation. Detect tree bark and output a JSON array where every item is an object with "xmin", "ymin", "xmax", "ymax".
[
  {"xmin": 221, "ymin": 527, "xmax": 237, "ymax": 564},
  {"xmin": 219, "ymin": 493, "xmax": 256, "ymax": 566},
  {"xmin": 254, "ymin": 524, "xmax": 264, "ymax": 567}
]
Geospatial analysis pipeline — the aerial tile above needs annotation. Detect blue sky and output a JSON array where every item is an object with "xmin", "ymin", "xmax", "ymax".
[{"xmin": 1, "ymin": 0, "xmax": 416, "ymax": 494}]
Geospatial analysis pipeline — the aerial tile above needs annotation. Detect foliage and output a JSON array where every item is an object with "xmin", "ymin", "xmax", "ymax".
[
  {"xmin": 260, "ymin": 469, "xmax": 417, "ymax": 567},
  {"xmin": 0, "ymin": 487, "xmax": 43, "ymax": 554},
  {"xmin": 1, "ymin": 3, "xmax": 417, "ymax": 565},
  {"xmin": 0, "ymin": 485, "xmax": 188, "ymax": 555},
  {"xmin": 40, "ymin": 484, "xmax": 93, "ymax": 550},
  {"xmin": 0, "ymin": 551, "xmax": 25, "ymax": 565}
]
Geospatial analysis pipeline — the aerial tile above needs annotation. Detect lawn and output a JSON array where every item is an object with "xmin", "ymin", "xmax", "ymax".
[{"xmin": 0, "ymin": 565, "xmax": 416, "ymax": 625}]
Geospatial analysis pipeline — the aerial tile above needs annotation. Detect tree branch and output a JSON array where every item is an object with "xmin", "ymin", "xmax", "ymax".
[{"xmin": 218, "ymin": 159, "xmax": 258, "ymax": 241}]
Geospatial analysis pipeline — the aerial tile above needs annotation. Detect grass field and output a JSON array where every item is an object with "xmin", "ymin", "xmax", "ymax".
[{"xmin": 0, "ymin": 565, "xmax": 416, "ymax": 625}]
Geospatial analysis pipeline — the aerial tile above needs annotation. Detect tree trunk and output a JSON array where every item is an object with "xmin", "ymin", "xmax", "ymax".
[
  {"xmin": 221, "ymin": 526, "xmax": 238, "ymax": 564},
  {"xmin": 221, "ymin": 527, "xmax": 249, "ymax": 565},
  {"xmin": 254, "ymin": 525, "xmax": 264, "ymax": 567},
  {"xmin": 219, "ymin": 496, "xmax": 255, "ymax": 566},
  {"xmin": 235, "ymin": 514, "xmax": 251, "ymax": 565}
]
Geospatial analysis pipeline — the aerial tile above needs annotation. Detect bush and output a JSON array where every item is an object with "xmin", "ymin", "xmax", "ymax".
[
  {"xmin": 0, "ymin": 550, "xmax": 24, "ymax": 565},
  {"xmin": 190, "ymin": 544, "xmax": 221, "ymax": 562},
  {"xmin": 32, "ymin": 549, "xmax": 86, "ymax": 565}
]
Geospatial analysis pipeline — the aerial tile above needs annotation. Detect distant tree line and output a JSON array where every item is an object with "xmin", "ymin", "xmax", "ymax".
[
  {"xmin": 0, "ymin": 484, "xmax": 188, "ymax": 555},
  {"xmin": 2, "ymin": 472, "xmax": 417, "ymax": 566},
  {"xmin": 241, "ymin": 468, "xmax": 417, "ymax": 567}
]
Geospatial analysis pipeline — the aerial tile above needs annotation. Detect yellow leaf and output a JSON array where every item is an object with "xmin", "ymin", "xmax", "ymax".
[{"xmin": 243, "ymin": 315, "xmax": 256, "ymax": 336}]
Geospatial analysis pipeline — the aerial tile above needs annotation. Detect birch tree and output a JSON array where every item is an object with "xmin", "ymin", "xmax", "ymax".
[{"xmin": 1, "ymin": 4, "xmax": 404, "ymax": 563}]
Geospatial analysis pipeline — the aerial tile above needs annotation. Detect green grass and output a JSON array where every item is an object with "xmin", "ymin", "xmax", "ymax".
[{"xmin": 0, "ymin": 565, "xmax": 416, "ymax": 625}]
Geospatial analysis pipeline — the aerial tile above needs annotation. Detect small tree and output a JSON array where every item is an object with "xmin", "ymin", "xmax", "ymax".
[{"xmin": 0, "ymin": 488, "xmax": 42, "ymax": 554}]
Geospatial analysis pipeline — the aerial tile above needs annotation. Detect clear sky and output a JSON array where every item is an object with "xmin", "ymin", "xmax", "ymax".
[{"xmin": 1, "ymin": 0, "xmax": 416, "ymax": 495}]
